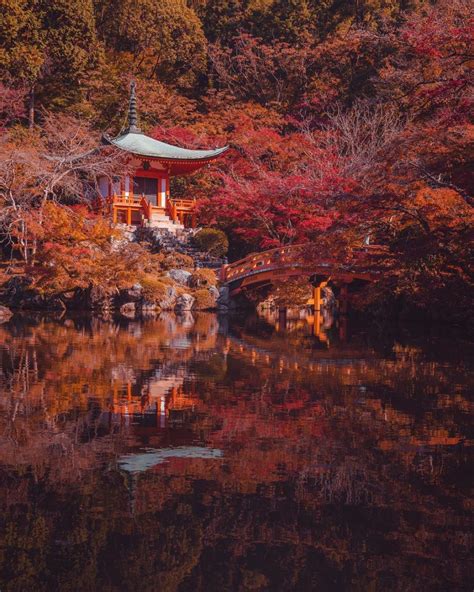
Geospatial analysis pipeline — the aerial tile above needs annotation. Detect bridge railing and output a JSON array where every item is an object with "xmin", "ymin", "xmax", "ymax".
[
  {"xmin": 220, "ymin": 243, "xmax": 388, "ymax": 283},
  {"xmin": 219, "ymin": 245, "xmax": 307, "ymax": 283}
]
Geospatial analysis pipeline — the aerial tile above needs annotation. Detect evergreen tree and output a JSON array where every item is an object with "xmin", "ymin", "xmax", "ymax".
[
  {"xmin": 0, "ymin": 0, "xmax": 45, "ymax": 124},
  {"xmin": 38, "ymin": 0, "xmax": 103, "ymax": 110},
  {"xmin": 97, "ymin": 0, "xmax": 207, "ymax": 90}
]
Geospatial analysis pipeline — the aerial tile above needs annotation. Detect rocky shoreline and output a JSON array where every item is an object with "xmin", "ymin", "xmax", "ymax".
[{"xmin": 0, "ymin": 267, "xmax": 233, "ymax": 321}]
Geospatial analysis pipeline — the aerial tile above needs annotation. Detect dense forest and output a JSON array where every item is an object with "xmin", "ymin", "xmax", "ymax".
[{"xmin": 0, "ymin": 0, "xmax": 472, "ymax": 320}]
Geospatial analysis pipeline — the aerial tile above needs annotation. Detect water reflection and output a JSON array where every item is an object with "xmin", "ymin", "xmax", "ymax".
[{"xmin": 0, "ymin": 313, "xmax": 472, "ymax": 592}]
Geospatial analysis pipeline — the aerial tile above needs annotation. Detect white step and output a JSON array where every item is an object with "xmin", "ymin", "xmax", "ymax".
[{"xmin": 147, "ymin": 221, "xmax": 185, "ymax": 233}]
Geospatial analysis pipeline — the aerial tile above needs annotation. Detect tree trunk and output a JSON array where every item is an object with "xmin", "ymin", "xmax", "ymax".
[{"xmin": 28, "ymin": 86, "xmax": 35, "ymax": 129}]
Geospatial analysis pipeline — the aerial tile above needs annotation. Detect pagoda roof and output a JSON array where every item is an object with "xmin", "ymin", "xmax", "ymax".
[{"xmin": 106, "ymin": 130, "xmax": 229, "ymax": 162}]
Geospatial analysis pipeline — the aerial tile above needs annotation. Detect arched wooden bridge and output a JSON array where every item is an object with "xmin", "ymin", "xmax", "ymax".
[{"xmin": 219, "ymin": 243, "xmax": 388, "ymax": 310}]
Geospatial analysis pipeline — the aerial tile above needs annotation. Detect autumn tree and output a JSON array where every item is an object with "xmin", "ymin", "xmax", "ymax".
[
  {"xmin": 0, "ymin": 112, "xmax": 124, "ymax": 263},
  {"xmin": 209, "ymin": 33, "xmax": 317, "ymax": 110},
  {"xmin": 0, "ymin": 83, "xmax": 26, "ymax": 128},
  {"xmin": 23, "ymin": 203, "xmax": 158, "ymax": 300}
]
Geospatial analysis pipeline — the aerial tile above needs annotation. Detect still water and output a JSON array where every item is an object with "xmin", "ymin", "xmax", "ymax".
[{"xmin": 0, "ymin": 312, "xmax": 472, "ymax": 592}]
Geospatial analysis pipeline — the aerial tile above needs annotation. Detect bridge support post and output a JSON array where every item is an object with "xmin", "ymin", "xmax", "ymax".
[
  {"xmin": 339, "ymin": 283, "xmax": 349, "ymax": 315},
  {"xmin": 313, "ymin": 310, "xmax": 321, "ymax": 337},
  {"xmin": 313, "ymin": 280, "xmax": 329, "ymax": 312},
  {"xmin": 278, "ymin": 307, "xmax": 287, "ymax": 331},
  {"xmin": 313, "ymin": 286, "xmax": 322, "ymax": 312},
  {"xmin": 338, "ymin": 315, "xmax": 348, "ymax": 342}
]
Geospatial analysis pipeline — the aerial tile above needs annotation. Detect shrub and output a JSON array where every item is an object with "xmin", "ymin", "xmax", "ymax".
[
  {"xmin": 188, "ymin": 268, "xmax": 217, "ymax": 288},
  {"xmin": 192, "ymin": 228, "xmax": 229, "ymax": 257},
  {"xmin": 161, "ymin": 252, "xmax": 194, "ymax": 270},
  {"xmin": 193, "ymin": 288, "xmax": 217, "ymax": 310},
  {"xmin": 139, "ymin": 275, "xmax": 170, "ymax": 303}
]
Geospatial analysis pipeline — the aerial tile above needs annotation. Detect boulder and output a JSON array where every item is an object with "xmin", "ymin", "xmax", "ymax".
[
  {"xmin": 140, "ymin": 285, "xmax": 178, "ymax": 312},
  {"xmin": 217, "ymin": 286, "xmax": 230, "ymax": 310},
  {"xmin": 160, "ymin": 285, "xmax": 178, "ymax": 310},
  {"xmin": 90, "ymin": 287, "xmax": 112, "ymax": 312},
  {"xmin": 27, "ymin": 295, "xmax": 66, "ymax": 311},
  {"xmin": 166, "ymin": 269, "xmax": 192, "ymax": 286},
  {"xmin": 0, "ymin": 305, "xmax": 13, "ymax": 322},
  {"xmin": 125, "ymin": 283, "xmax": 143, "ymax": 301},
  {"xmin": 175, "ymin": 293, "xmax": 195, "ymax": 312},
  {"xmin": 120, "ymin": 302, "xmax": 136, "ymax": 318},
  {"xmin": 209, "ymin": 285, "xmax": 220, "ymax": 299}
]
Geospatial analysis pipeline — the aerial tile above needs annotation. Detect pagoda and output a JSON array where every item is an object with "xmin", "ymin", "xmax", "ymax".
[{"xmin": 100, "ymin": 82, "xmax": 228, "ymax": 229}]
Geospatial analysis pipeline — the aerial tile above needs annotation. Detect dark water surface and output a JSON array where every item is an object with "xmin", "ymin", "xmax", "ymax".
[{"xmin": 0, "ymin": 312, "xmax": 472, "ymax": 592}]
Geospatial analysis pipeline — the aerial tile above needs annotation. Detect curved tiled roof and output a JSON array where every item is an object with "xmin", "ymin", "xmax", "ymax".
[{"xmin": 106, "ymin": 131, "xmax": 229, "ymax": 161}]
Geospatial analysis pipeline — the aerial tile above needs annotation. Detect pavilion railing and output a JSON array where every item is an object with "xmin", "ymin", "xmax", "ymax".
[
  {"xmin": 110, "ymin": 192, "xmax": 142, "ymax": 205},
  {"xmin": 108, "ymin": 193, "xmax": 198, "ymax": 226},
  {"xmin": 170, "ymin": 198, "xmax": 196, "ymax": 211}
]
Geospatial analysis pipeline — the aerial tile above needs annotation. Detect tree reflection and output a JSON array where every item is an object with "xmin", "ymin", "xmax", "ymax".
[{"xmin": 0, "ymin": 314, "xmax": 471, "ymax": 591}]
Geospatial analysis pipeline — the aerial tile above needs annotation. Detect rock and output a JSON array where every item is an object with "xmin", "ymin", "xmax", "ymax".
[
  {"xmin": 120, "ymin": 302, "xmax": 136, "ymax": 318},
  {"xmin": 174, "ymin": 293, "xmax": 195, "ymax": 312},
  {"xmin": 209, "ymin": 285, "xmax": 219, "ymax": 299},
  {"xmin": 217, "ymin": 286, "xmax": 230, "ymax": 310},
  {"xmin": 90, "ymin": 287, "xmax": 112, "ymax": 312},
  {"xmin": 2, "ymin": 275, "xmax": 32, "ymax": 300},
  {"xmin": 30, "ymin": 295, "xmax": 66, "ymax": 311},
  {"xmin": 126, "ymin": 283, "xmax": 143, "ymax": 301},
  {"xmin": 139, "ymin": 285, "xmax": 178, "ymax": 312},
  {"xmin": 160, "ymin": 285, "xmax": 178, "ymax": 310},
  {"xmin": 0, "ymin": 305, "xmax": 13, "ymax": 322},
  {"xmin": 166, "ymin": 269, "xmax": 192, "ymax": 286}
]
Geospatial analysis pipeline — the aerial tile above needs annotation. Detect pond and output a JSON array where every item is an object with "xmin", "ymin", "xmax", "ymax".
[{"xmin": 0, "ymin": 312, "xmax": 472, "ymax": 591}]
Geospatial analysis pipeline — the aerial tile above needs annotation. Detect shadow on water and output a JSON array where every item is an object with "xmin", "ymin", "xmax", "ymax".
[{"xmin": 0, "ymin": 312, "xmax": 472, "ymax": 591}]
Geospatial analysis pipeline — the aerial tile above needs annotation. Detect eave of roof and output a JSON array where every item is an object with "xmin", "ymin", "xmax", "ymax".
[{"xmin": 104, "ymin": 131, "xmax": 229, "ymax": 161}]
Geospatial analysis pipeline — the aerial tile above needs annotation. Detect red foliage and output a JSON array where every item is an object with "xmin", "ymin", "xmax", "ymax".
[{"xmin": 0, "ymin": 83, "xmax": 26, "ymax": 129}]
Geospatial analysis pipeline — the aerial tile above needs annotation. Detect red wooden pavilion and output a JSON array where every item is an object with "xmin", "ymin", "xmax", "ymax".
[{"xmin": 99, "ymin": 82, "xmax": 228, "ymax": 228}]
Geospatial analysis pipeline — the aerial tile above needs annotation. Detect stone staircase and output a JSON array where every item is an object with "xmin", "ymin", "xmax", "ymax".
[{"xmin": 137, "ymin": 226, "xmax": 227, "ymax": 269}]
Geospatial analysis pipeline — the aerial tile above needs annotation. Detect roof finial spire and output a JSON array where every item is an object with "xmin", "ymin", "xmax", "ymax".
[{"xmin": 127, "ymin": 80, "xmax": 140, "ymax": 133}]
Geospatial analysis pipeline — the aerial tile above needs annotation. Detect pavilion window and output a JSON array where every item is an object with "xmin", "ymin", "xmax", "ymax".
[
  {"xmin": 134, "ymin": 177, "xmax": 158, "ymax": 204},
  {"xmin": 98, "ymin": 177, "xmax": 109, "ymax": 198},
  {"xmin": 112, "ymin": 176, "xmax": 120, "ymax": 196}
]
